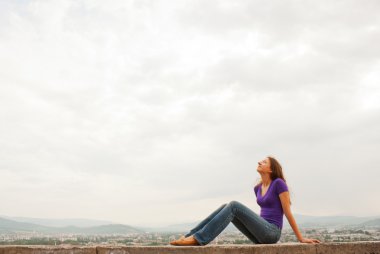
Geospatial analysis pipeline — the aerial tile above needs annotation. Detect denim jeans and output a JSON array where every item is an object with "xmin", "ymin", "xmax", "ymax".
[{"xmin": 185, "ymin": 200, "xmax": 281, "ymax": 245}]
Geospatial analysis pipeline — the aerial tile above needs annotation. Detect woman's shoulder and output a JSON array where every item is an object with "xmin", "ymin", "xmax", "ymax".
[
  {"xmin": 273, "ymin": 178, "xmax": 288, "ymax": 187},
  {"xmin": 273, "ymin": 178, "xmax": 289, "ymax": 193},
  {"xmin": 254, "ymin": 182, "xmax": 262, "ymax": 192},
  {"xmin": 273, "ymin": 178, "xmax": 285, "ymax": 183}
]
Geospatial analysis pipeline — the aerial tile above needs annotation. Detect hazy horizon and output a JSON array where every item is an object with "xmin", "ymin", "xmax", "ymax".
[
  {"xmin": 2, "ymin": 213, "xmax": 379, "ymax": 229},
  {"xmin": 1, "ymin": 0, "xmax": 379, "ymax": 228}
]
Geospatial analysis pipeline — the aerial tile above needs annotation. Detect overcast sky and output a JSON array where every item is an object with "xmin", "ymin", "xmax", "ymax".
[{"xmin": 0, "ymin": 0, "xmax": 379, "ymax": 228}]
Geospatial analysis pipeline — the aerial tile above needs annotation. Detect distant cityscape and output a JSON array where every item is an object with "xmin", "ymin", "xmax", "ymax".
[
  {"xmin": 1, "ymin": 228, "xmax": 380, "ymax": 246},
  {"xmin": 1, "ymin": 215, "xmax": 379, "ymax": 246}
]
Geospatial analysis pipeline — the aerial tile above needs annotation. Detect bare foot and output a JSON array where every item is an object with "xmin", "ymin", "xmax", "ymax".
[
  {"xmin": 172, "ymin": 235, "xmax": 200, "ymax": 246},
  {"xmin": 169, "ymin": 235, "xmax": 185, "ymax": 245}
]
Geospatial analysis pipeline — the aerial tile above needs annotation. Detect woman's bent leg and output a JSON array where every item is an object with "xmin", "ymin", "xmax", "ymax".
[
  {"xmin": 192, "ymin": 202, "xmax": 236, "ymax": 245},
  {"xmin": 228, "ymin": 201, "xmax": 281, "ymax": 244},
  {"xmin": 193, "ymin": 200, "xmax": 281, "ymax": 245},
  {"xmin": 184, "ymin": 203, "xmax": 227, "ymax": 237},
  {"xmin": 231, "ymin": 217, "xmax": 260, "ymax": 244}
]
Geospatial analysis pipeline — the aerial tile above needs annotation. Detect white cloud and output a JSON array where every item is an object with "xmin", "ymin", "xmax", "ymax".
[{"xmin": 0, "ymin": 0, "xmax": 379, "ymax": 227}]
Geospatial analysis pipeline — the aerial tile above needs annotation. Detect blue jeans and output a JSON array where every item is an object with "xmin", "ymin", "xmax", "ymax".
[{"xmin": 185, "ymin": 200, "xmax": 281, "ymax": 245}]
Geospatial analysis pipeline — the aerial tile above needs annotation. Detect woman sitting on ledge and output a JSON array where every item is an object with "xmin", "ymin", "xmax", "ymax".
[{"xmin": 170, "ymin": 156, "xmax": 321, "ymax": 246}]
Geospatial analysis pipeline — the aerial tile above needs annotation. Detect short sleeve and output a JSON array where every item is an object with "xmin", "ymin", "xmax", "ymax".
[{"xmin": 275, "ymin": 178, "xmax": 289, "ymax": 195}]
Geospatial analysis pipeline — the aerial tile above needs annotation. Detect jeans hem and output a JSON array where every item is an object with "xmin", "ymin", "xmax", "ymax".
[{"xmin": 192, "ymin": 234, "xmax": 205, "ymax": 246}]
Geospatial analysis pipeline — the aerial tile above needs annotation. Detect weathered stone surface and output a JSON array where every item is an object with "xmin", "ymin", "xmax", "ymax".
[
  {"xmin": 0, "ymin": 242, "xmax": 379, "ymax": 254},
  {"xmin": 98, "ymin": 243, "xmax": 316, "ymax": 254},
  {"xmin": 0, "ymin": 246, "xmax": 96, "ymax": 254},
  {"xmin": 315, "ymin": 241, "xmax": 380, "ymax": 254}
]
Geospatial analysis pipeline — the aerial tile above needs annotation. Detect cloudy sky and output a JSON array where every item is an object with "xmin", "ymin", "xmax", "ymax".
[{"xmin": 0, "ymin": 0, "xmax": 379, "ymax": 228}]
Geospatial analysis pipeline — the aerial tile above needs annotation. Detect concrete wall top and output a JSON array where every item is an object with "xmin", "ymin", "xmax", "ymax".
[{"xmin": 0, "ymin": 241, "xmax": 379, "ymax": 254}]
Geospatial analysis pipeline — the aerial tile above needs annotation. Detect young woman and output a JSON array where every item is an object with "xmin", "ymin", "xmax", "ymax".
[{"xmin": 170, "ymin": 156, "xmax": 321, "ymax": 246}]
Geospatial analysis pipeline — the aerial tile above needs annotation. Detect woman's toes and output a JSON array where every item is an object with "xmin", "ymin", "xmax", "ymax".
[{"xmin": 170, "ymin": 239, "xmax": 178, "ymax": 245}]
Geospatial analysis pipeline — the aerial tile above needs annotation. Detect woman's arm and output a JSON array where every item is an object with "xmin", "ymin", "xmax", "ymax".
[{"xmin": 279, "ymin": 192, "xmax": 321, "ymax": 244}]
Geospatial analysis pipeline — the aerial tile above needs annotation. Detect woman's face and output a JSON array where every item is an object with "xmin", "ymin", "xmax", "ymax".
[{"xmin": 257, "ymin": 157, "xmax": 272, "ymax": 174}]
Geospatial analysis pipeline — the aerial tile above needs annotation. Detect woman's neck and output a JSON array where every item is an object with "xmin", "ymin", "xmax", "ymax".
[{"xmin": 261, "ymin": 175, "xmax": 272, "ymax": 187}]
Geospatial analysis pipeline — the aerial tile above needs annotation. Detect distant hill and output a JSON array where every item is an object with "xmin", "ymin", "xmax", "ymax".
[
  {"xmin": 358, "ymin": 218, "xmax": 380, "ymax": 227},
  {"xmin": 0, "ymin": 217, "xmax": 48, "ymax": 233},
  {"xmin": 0, "ymin": 215, "xmax": 114, "ymax": 227},
  {"xmin": 43, "ymin": 224, "xmax": 144, "ymax": 234},
  {"xmin": 0, "ymin": 217, "xmax": 143, "ymax": 234},
  {"xmin": 282, "ymin": 214, "xmax": 380, "ymax": 229}
]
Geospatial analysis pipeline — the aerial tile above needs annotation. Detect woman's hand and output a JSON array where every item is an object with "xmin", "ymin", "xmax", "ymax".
[{"xmin": 299, "ymin": 237, "xmax": 321, "ymax": 244}]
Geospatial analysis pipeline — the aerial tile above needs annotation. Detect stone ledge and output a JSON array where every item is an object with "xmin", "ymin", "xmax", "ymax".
[{"xmin": 0, "ymin": 241, "xmax": 379, "ymax": 254}]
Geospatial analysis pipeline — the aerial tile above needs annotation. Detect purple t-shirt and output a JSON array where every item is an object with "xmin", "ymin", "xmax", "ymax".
[{"xmin": 253, "ymin": 178, "xmax": 289, "ymax": 229}]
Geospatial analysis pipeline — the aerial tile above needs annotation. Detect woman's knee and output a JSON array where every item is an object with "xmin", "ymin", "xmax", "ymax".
[{"xmin": 228, "ymin": 200, "xmax": 242, "ymax": 207}]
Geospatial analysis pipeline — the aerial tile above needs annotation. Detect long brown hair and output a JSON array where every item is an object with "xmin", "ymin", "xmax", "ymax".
[{"xmin": 255, "ymin": 155, "xmax": 292, "ymax": 205}]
